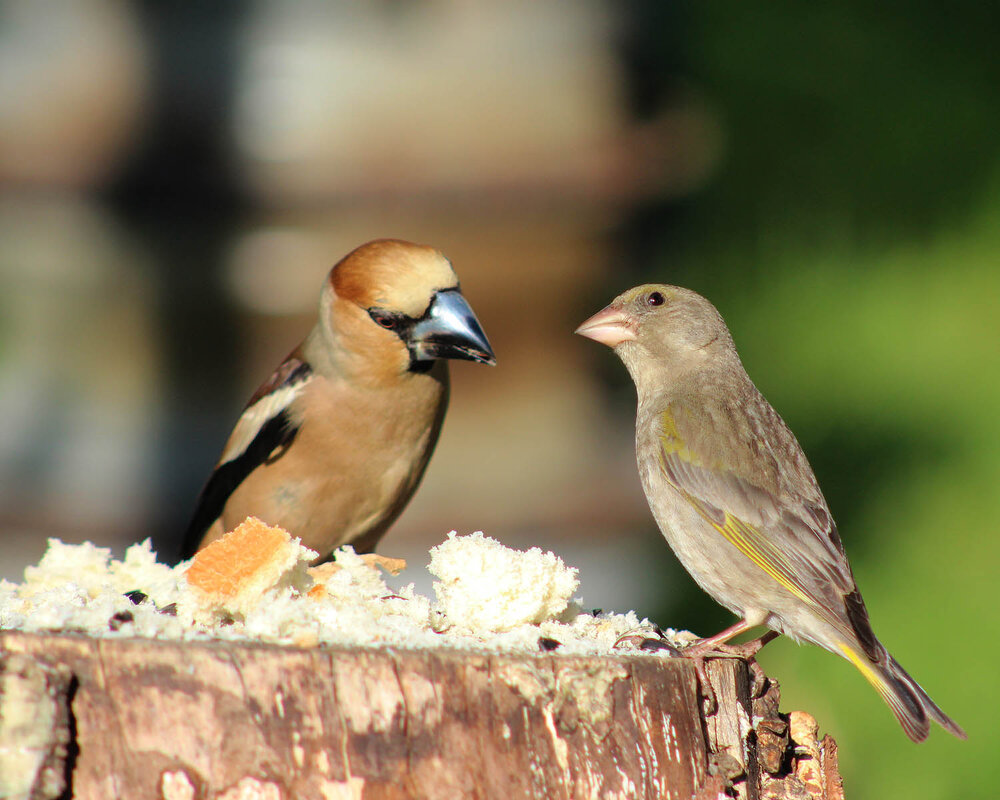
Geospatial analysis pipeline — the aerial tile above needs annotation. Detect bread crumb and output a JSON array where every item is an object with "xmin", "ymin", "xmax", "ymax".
[
  {"xmin": 1, "ymin": 525, "xmax": 688, "ymax": 658},
  {"xmin": 429, "ymin": 531, "xmax": 579, "ymax": 632}
]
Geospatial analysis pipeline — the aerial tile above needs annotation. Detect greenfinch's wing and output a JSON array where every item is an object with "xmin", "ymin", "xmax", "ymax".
[{"xmin": 656, "ymin": 400, "xmax": 874, "ymax": 647}]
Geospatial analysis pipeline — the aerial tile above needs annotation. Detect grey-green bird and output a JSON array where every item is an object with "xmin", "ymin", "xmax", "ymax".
[{"xmin": 576, "ymin": 284, "xmax": 964, "ymax": 743}]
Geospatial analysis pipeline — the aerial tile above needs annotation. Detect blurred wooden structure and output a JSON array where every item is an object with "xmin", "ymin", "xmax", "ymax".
[{"xmin": 0, "ymin": 632, "xmax": 841, "ymax": 800}]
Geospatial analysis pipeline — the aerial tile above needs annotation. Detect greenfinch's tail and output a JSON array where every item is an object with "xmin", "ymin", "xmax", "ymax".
[{"xmin": 839, "ymin": 643, "xmax": 966, "ymax": 742}]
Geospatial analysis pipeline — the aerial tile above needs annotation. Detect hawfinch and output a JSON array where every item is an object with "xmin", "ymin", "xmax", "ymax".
[
  {"xmin": 576, "ymin": 284, "xmax": 963, "ymax": 742},
  {"xmin": 180, "ymin": 239, "xmax": 495, "ymax": 561}
]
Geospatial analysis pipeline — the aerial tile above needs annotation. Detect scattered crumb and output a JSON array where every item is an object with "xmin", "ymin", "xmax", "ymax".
[
  {"xmin": 307, "ymin": 554, "xmax": 407, "ymax": 599},
  {"xmin": 0, "ymin": 520, "xmax": 688, "ymax": 658},
  {"xmin": 362, "ymin": 554, "xmax": 407, "ymax": 576}
]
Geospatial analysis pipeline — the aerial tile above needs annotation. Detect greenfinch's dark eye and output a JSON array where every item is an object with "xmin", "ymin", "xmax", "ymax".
[{"xmin": 647, "ymin": 291, "xmax": 665, "ymax": 307}]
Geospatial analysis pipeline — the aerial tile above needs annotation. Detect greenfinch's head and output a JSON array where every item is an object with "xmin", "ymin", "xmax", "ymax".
[{"xmin": 575, "ymin": 284, "xmax": 738, "ymax": 386}]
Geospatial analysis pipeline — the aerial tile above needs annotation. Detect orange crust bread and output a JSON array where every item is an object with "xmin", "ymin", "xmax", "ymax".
[{"xmin": 185, "ymin": 517, "xmax": 295, "ymax": 603}]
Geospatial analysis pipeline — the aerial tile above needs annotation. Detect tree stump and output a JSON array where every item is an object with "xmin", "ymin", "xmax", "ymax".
[{"xmin": 0, "ymin": 631, "xmax": 842, "ymax": 800}]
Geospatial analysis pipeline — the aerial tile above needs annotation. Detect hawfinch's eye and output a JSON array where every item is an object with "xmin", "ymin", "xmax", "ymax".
[
  {"xmin": 368, "ymin": 309, "xmax": 398, "ymax": 329},
  {"xmin": 647, "ymin": 291, "xmax": 665, "ymax": 307}
]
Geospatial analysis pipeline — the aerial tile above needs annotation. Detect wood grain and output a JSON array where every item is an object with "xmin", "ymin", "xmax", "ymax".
[{"xmin": 0, "ymin": 631, "xmax": 842, "ymax": 800}]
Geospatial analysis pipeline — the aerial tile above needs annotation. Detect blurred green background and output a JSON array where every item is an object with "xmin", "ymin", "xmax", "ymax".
[
  {"xmin": 623, "ymin": 3, "xmax": 998, "ymax": 796},
  {"xmin": 1, "ymin": 2, "xmax": 996, "ymax": 796}
]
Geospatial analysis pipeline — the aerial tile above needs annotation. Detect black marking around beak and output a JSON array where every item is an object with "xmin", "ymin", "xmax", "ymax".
[{"xmin": 408, "ymin": 289, "xmax": 496, "ymax": 367}]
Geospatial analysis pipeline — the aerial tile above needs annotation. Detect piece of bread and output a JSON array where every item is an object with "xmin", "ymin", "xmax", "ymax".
[
  {"xmin": 185, "ymin": 517, "xmax": 315, "ymax": 616},
  {"xmin": 305, "ymin": 555, "xmax": 408, "ymax": 600}
]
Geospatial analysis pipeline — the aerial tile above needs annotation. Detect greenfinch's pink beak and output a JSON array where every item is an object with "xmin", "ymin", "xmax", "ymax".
[{"xmin": 575, "ymin": 305, "xmax": 638, "ymax": 347}]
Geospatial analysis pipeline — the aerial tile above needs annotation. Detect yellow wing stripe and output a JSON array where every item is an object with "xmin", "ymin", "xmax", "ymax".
[
  {"xmin": 676, "ymin": 485, "xmax": 812, "ymax": 604},
  {"xmin": 658, "ymin": 410, "xmax": 816, "ymax": 609},
  {"xmin": 713, "ymin": 511, "xmax": 813, "ymax": 605}
]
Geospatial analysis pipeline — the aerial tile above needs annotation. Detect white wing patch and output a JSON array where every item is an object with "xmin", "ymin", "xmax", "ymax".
[{"xmin": 218, "ymin": 379, "xmax": 308, "ymax": 466}]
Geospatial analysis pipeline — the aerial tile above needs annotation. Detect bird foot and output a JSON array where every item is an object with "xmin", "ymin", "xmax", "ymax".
[
  {"xmin": 681, "ymin": 630, "xmax": 779, "ymax": 661},
  {"xmin": 687, "ymin": 652, "xmax": 720, "ymax": 714},
  {"xmin": 680, "ymin": 631, "xmax": 779, "ymax": 712}
]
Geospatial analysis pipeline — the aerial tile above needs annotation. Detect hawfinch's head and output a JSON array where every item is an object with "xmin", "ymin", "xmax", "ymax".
[{"xmin": 321, "ymin": 239, "xmax": 495, "ymax": 378}]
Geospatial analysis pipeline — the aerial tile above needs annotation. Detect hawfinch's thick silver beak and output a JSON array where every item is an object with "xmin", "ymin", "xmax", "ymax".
[{"xmin": 409, "ymin": 289, "xmax": 496, "ymax": 366}]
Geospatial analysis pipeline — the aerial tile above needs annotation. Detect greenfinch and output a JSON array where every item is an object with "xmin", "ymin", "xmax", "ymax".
[
  {"xmin": 577, "ymin": 283, "xmax": 964, "ymax": 743},
  {"xmin": 181, "ymin": 239, "xmax": 495, "ymax": 562}
]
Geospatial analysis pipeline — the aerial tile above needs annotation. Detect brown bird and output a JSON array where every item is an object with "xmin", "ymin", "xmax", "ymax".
[
  {"xmin": 180, "ymin": 239, "xmax": 495, "ymax": 562},
  {"xmin": 577, "ymin": 284, "xmax": 964, "ymax": 742}
]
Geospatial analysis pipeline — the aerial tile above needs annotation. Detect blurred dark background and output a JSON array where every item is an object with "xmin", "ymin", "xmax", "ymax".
[{"xmin": 1, "ymin": 2, "xmax": 995, "ymax": 794}]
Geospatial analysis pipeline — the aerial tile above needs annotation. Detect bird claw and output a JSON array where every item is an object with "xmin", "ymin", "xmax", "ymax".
[
  {"xmin": 689, "ymin": 654, "xmax": 719, "ymax": 715},
  {"xmin": 681, "ymin": 630, "xmax": 778, "ymax": 662},
  {"xmin": 679, "ymin": 631, "xmax": 778, "ymax": 713},
  {"xmin": 747, "ymin": 659, "xmax": 770, "ymax": 699}
]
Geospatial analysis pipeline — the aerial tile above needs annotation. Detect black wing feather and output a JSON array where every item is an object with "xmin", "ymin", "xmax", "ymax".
[
  {"xmin": 179, "ymin": 410, "xmax": 300, "ymax": 560},
  {"xmin": 178, "ymin": 355, "xmax": 312, "ymax": 562}
]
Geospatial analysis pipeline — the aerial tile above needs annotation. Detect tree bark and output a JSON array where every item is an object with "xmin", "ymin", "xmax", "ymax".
[{"xmin": 0, "ymin": 631, "xmax": 842, "ymax": 800}]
